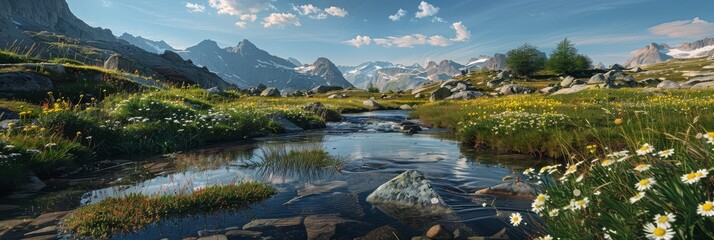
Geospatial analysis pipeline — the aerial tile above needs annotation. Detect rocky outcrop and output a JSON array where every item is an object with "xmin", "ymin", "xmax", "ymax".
[
  {"xmin": 363, "ymin": 99, "xmax": 383, "ymax": 109},
  {"xmin": 475, "ymin": 181, "xmax": 538, "ymax": 198},
  {"xmin": 429, "ymin": 87, "xmax": 452, "ymax": 102},
  {"xmin": 657, "ymin": 80, "xmax": 680, "ymax": 89},
  {"xmin": 311, "ymin": 85, "xmax": 343, "ymax": 94},
  {"xmin": 0, "ymin": 72, "xmax": 53, "ymax": 95},
  {"xmin": 304, "ymin": 102, "xmax": 341, "ymax": 122},
  {"xmin": 498, "ymin": 84, "xmax": 534, "ymax": 95},
  {"xmin": 551, "ymin": 84, "xmax": 595, "ymax": 95},
  {"xmin": 366, "ymin": 170, "xmax": 451, "ymax": 215},
  {"xmin": 260, "ymin": 88, "xmax": 281, "ymax": 97},
  {"xmin": 624, "ymin": 43, "xmax": 673, "ymax": 67},
  {"xmin": 484, "ymin": 53, "xmax": 507, "ymax": 71}
]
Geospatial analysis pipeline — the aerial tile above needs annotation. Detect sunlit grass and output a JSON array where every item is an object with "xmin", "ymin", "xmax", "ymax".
[
  {"xmin": 252, "ymin": 144, "xmax": 343, "ymax": 181},
  {"xmin": 62, "ymin": 182, "xmax": 276, "ymax": 239}
]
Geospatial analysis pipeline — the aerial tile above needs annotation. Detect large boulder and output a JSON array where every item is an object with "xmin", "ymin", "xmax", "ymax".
[
  {"xmin": 657, "ymin": 80, "xmax": 680, "ymax": 89},
  {"xmin": 551, "ymin": 84, "xmax": 595, "ymax": 95},
  {"xmin": 486, "ymin": 79, "xmax": 504, "ymax": 88},
  {"xmin": 0, "ymin": 72, "xmax": 53, "ymax": 95},
  {"xmin": 587, "ymin": 73, "xmax": 607, "ymax": 84},
  {"xmin": 638, "ymin": 78, "xmax": 661, "ymax": 86},
  {"xmin": 363, "ymin": 99, "xmax": 383, "ymax": 109},
  {"xmin": 429, "ymin": 87, "xmax": 452, "ymax": 102},
  {"xmin": 560, "ymin": 76, "xmax": 576, "ymax": 87},
  {"xmin": 304, "ymin": 102, "xmax": 341, "ymax": 122},
  {"xmin": 692, "ymin": 81, "xmax": 714, "ymax": 89},
  {"xmin": 366, "ymin": 170, "xmax": 451, "ymax": 214},
  {"xmin": 445, "ymin": 91, "xmax": 484, "ymax": 100},
  {"xmin": 272, "ymin": 114, "xmax": 303, "ymax": 133},
  {"xmin": 440, "ymin": 79, "xmax": 465, "ymax": 88},
  {"xmin": 260, "ymin": 88, "xmax": 281, "ymax": 97},
  {"xmin": 496, "ymin": 71, "xmax": 511, "ymax": 80},
  {"xmin": 539, "ymin": 85, "xmax": 560, "ymax": 94},
  {"xmin": 311, "ymin": 85, "xmax": 343, "ymax": 94},
  {"xmin": 103, "ymin": 54, "xmax": 142, "ymax": 73},
  {"xmin": 500, "ymin": 84, "xmax": 533, "ymax": 95}
]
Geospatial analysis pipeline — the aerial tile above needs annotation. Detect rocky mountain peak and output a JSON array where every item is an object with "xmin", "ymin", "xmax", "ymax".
[
  {"xmin": 232, "ymin": 39, "xmax": 260, "ymax": 54},
  {"xmin": 678, "ymin": 38, "xmax": 714, "ymax": 51}
]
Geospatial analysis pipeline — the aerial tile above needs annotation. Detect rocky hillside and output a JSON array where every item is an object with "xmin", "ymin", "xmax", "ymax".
[
  {"xmin": 625, "ymin": 38, "xmax": 714, "ymax": 67},
  {"xmin": 118, "ymin": 33, "xmax": 178, "ymax": 54},
  {"xmin": 462, "ymin": 53, "xmax": 507, "ymax": 71},
  {"xmin": 0, "ymin": 0, "xmax": 230, "ymax": 89},
  {"xmin": 178, "ymin": 39, "xmax": 352, "ymax": 90}
]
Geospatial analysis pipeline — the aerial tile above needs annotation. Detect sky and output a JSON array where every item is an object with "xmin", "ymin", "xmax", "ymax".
[{"xmin": 66, "ymin": 0, "xmax": 714, "ymax": 66}]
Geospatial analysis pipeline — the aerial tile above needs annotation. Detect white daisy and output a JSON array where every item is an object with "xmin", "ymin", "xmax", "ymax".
[
  {"xmin": 509, "ymin": 212, "xmax": 523, "ymax": 226},
  {"xmin": 635, "ymin": 178, "xmax": 656, "ymax": 191},
  {"xmin": 636, "ymin": 143, "xmax": 655, "ymax": 156},
  {"xmin": 643, "ymin": 222, "xmax": 674, "ymax": 240},
  {"xmin": 630, "ymin": 192, "xmax": 646, "ymax": 204},
  {"xmin": 634, "ymin": 163, "xmax": 652, "ymax": 172},
  {"xmin": 531, "ymin": 201, "xmax": 544, "ymax": 213},
  {"xmin": 704, "ymin": 132, "xmax": 714, "ymax": 145},
  {"xmin": 535, "ymin": 194, "xmax": 550, "ymax": 204},
  {"xmin": 657, "ymin": 149, "xmax": 674, "ymax": 158},
  {"xmin": 536, "ymin": 235, "xmax": 554, "ymax": 240},
  {"xmin": 523, "ymin": 168, "xmax": 535, "ymax": 175},
  {"xmin": 697, "ymin": 201, "xmax": 714, "ymax": 217},
  {"xmin": 600, "ymin": 158, "xmax": 615, "ymax": 167},
  {"xmin": 681, "ymin": 169, "xmax": 708, "ymax": 185},
  {"xmin": 548, "ymin": 209, "xmax": 559, "ymax": 217},
  {"xmin": 573, "ymin": 197, "xmax": 589, "ymax": 210},
  {"xmin": 564, "ymin": 164, "xmax": 577, "ymax": 176},
  {"xmin": 654, "ymin": 212, "xmax": 676, "ymax": 228}
]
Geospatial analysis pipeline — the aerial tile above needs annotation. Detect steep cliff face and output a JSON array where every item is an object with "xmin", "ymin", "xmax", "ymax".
[
  {"xmin": 624, "ymin": 43, "xmax": 673, "ymax": 67},
  {"xmin": 624, "ymin": 38, "xmax": 714, "ymax": 67}
]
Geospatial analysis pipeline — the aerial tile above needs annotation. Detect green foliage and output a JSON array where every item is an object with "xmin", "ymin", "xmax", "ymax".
[
  {"xmin": 62, "ymin": 182, "xmax": 277, "ymax": 239},
  {"xmin": 574, "ymin": 54, "xmax": 593, "ymax": 70},
  {"xmin": 255, "ymin": 144, "xmax": 343, "ymax": 181},
  {"xmin": 48, "ymin": 58, "xmax": 85, "ymax": 65},
  {"xmin": 0, "ymin": 50, "xmax": 30, "ymax": 64},
  {"xmin": 547, "ymin": 38, "xmax": 578, "ymax": 74},
  {"xmin": 505, "ymin": 43, "xmax": 547, "ymax": 77}
]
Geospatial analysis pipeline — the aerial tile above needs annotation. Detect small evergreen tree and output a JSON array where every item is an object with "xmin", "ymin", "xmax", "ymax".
[
  {"xmin": 505, "ymin": 43, "xmax": 547, "ymax": 77},
  {"xmin": 547, "ymin": 38, "xmax": 578, "ymax": 74},
  {"xmin": 574, "ymin": 54, "xmax": 593, "ymax": 70}
]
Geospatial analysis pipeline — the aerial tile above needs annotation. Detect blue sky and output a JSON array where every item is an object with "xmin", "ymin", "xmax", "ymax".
[{"xmin": 66, "ymin": 0, "xmax": 714, "ymax": 66}]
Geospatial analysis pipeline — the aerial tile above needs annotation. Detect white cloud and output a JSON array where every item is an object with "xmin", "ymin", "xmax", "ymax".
[
  {"xmin": 240, "ymin": 14, "xmax": 257, "ymax": 22},
  {"xmin": 345, "ymin": 22, "xmax": 470, "ymax": 48},
  {"xmin": 432, "ymin": 17, "xmax": 445, "ymax": 23},
  {"xmin": 450, "ymin": 21, "xmax": 470, "ymax": 42},
  {"xmin": 345, "ymin": 35, "xmax": 372, "ymax": 48},
  {"xmin": 649, "ymin": 17, "xmax": 714, "ymax": 38},
  {"xmin": 389, "ymin": 9, "xmax": 407, "ymax": 21},
  {"xmin": 262, "ymin": 13, "xmax": 301, "ymax": 28},
  {"xmin": 185, "ymin": 3, "xmax": 206, "ymax": 13},
  {"xmin": 235, "ymin": 21, "xmax": 248, "ymax": 29},
  {"xmin": 311, "ymin": 13, "xmax": 328, "ymax": 20},
  {"xmin": 325, "ymin": 6, "xmax": 348, "ymax": 17},
  {"xmin": 415, "ymin": 1, "xmax": 439, "ymax": 19},
  {"xmin": 102, "ymin": 0, "xmax": 112, "ymax": 7},
  {"xmin": 293, "ymin": 4, "xmax": 320, "ymax": 16},
  {"xmin": 208, "ymin": 0, "xmax": 272, "ymax": 16},
  {"xmin": 428, "ymin": 35, "xmax": 450, "ymax": 46}
]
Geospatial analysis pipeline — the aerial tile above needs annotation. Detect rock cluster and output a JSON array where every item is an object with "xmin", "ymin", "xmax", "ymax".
[
  {"xmin": 366, "ymin": 170, "xmax": 452, "ymax": 215},
  {"xmin": 428, "ymin": 80, "xmax": 484, "ymax": 101}
]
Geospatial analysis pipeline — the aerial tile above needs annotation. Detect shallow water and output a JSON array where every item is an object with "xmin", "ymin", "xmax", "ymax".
[{"xmin": 3, "ymin": 110, "xmax": 550, "ymax": 239}]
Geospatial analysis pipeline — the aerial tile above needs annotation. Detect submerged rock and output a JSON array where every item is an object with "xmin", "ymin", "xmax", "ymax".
[
  {"xmin": 304, "ymin": 214, "xmax": 363, "ymax": 240},
  {"xmin": 366, "ymin": 170, "xmax": 451, "ymax": 215},
  {"xmin": 242, "ymin": 216, "xmax": 304, "ymax": 230},
  {"xmin": 474, "ymin": 181, "xmax": 537, "ymax": 198},
  {"xmin": 355, "ymin": 226, "xmax": 399, "ymax": 240},
  {"xmin": 425, "ymin": 224, "xmax": 453, "ymax": 240}
]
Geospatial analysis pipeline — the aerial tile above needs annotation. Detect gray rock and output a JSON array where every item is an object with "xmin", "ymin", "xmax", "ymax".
[
  {"xmin": 272, "ymin": 114, "xmax": 304, "ymax": 133},
  {"xmin": 363, "ymin": 100, "xmax": 383, "ymax": 109},
  {"xmin": 197, "ymin": 235, "xmax": 227, "ymax": 240},
  {"xmin": 399, "ymin": 104, "xmax": 413, "ymax": 110},
  {"xmin": 692, "ymin": 81, "xmax": 714, "ymax": 89},
  {"xmin": 260, "ymin": 88, "xmax": 281, "ymax": 97},
  {"xmin": 496, "ymin": 71, "xmax": 511, "ymax": 80},
  {"xmin": 30, "ymin": 211, "xmax": 70, "ymax": 227},
  {"xmin": 657, "ymin": 80, "xmax": 680, "ymax": 89},
  {"xmin": 539, "ymin": 86, "xmax": 560, "ymax": 94},
  {"xmin": 311, "ymin": 85, "xmax": 343, "ymax": 94},
  {"xmin": 206, "ymin": 87, "xmax": 222, "ymax": 94},
  {"xmin": 500, "ymin": 84, "xmax": 533, "ymax": 95},
  {"xmin": 445, "ymin": 91, "xmax": 484, "ymax": 100},
  {"xmin": 609, "ymin": 64, "xmax": 626, "ymax": 71},
  {"xmin": 327, "ymin": 94, "xmax": 340, "ymax": 99},
  {"xmin": 440, "ymin": 79, "xmax": 465, "ymax": 88},
  {"xmin": 242, "ymin": 216, "xmax": 304, "ymax": 230},
  {"xmin": 414, "ymin": 93, "xmax": 424, "ymax": 99},
  {"xmin": 632, "ymin": 67, "xmax": 643, "ymax": 73},
  {"xmin": 0, "ymin": 108, "xmax": 19, "ymax": 120},
  {"xmin": 429, "ymin": 87, "xmax": 452, "ymax": 102},
  {"xmin": 638, "ymin": 78, "xmax": 661, "ymax": 85},
  {"xmin": 587, "ymin": 74, "xmax": 607, "ymax": 84},
  {"xmin": 474, "ymin": 181, "xmax": 537, "ymax": 197},
  {"xmin": 24, "ymin": 225, "xmax": 57, "ymax": 237},
  {"xmin": 366, "ymin": 170, "xmax": 451, "ymax": 214},
  {"xmin": 486, "ymin": 79, "xmax": 503, "ymax": 88},
  {"xmin": 304, "ymin": 214, "xmax": 362, "ymax": 240},
  {"xmin": 0, "ymin": 72, "xmax": 53, "ymax": 95},
  {"xmin": 551, "ymin": 84, "xmax": 595, "ymax": 95},
  {"xmin": 450, "ymin": 83, "xmax": 469, "ymax": 92},
  {"xmin": 560, "ymin": 76, "xmax": 576, "ymax": 87},
  {"xmin": 304, "ymin": 102, "xmax": 341, "ymax": 122}
]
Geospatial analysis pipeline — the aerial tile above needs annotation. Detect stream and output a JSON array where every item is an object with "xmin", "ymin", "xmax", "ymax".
[{"xmin": 0, "ymin": 110, "xmax": 549, "ymax": 239}]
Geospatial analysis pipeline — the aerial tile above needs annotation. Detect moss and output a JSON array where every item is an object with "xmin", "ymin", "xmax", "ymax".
[{"xmin": 62, "ymin": 182, "xmax": 276, "ymax": 239}]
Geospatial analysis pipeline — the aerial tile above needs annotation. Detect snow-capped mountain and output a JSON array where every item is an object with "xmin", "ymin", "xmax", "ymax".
[
  {"xmin": 462, "ymin": 56, "xmax": 491, "ymax": 70},
  {"xmin": 625, "ymin": 38, "xmax": 714, "ymax": 67},
  {"xmin": 461, "ymin": 53, "xmax": 507, "ymax": 71},
  {"xmin": 118, "ymin": 33, "xmax": 177, "ymax": 54},
  {"xmin": 340, "ymin": 61, "xmax": 407, "ymax": 88},
  {"xmin": 178, "ymin": 39, "xmax": 352, "ymax": 90},
  {"xmin": 341, "ymin": 60, "xmax": 466, "ymax": 91},
  {"xmin": 286, "ymin": 57, "xmax": 302, "ymax": 67}
]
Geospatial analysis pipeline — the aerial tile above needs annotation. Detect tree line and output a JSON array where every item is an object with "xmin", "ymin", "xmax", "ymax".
[{"xmin": 504, "ymin": 38, "xmax": 592, "ymax": 77}]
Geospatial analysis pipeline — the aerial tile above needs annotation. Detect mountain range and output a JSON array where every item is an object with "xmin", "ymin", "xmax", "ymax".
[
  {"xmin": 625, "ymin": 38, "xmax": 714, "ymax": 67},
  {"xmin": 0, "ymin": 0, "xmax": 230, "ymax": 89}
]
